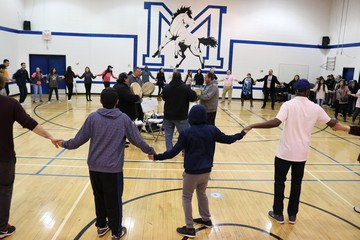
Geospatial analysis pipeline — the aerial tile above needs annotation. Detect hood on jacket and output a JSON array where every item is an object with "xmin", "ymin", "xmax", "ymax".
[
  {"xmin": 188, "ymin": 104, "xmax": 207, "ymax": 125},
  {"xmin": 97, "ymin": 108, "xmax": 123, "ymax": 119},
  {"xmin": 169, "ymin": 72, "xmax": 184, "ymax": 87}
]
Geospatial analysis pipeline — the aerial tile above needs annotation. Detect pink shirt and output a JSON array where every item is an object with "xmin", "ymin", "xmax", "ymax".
[
  {"xmin": 355, "ymin": 89, "xmax": 360, "ymax": 108},
  {"xmin": 222, "ymin": 74, "xmax": 235, "ymax": 87},
  {"xmin": 275, "ymin": 96, "xmax": 331, "ymax": 162},
  {"xmin": 98, "ymin": 71, "xmax": 117, "ymax": 82}
]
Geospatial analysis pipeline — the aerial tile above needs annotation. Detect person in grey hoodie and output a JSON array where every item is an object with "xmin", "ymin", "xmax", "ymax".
[
  {"xmin": 197, "ymin": 72, "xmax": 219, "ymax": 125},
  {"xmin": 57, "ymin": 88, "xmax": 155, "ymax": 240},
  {"xmin": 47, "ymin": 67, "xmax": 63, "ymax": 103},
  {"xmin": 141, "ymin": 66, "xmax": 155, "ymax": 83}
]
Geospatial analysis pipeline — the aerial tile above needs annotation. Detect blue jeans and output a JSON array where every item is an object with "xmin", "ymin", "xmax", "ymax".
[
  {"xmin": 32, "ymin": 84, "xmax": 43, "ymax": 102},
  {"xmin": 163, "ymin": 119, "xmax": 190, "ymax": 151}
]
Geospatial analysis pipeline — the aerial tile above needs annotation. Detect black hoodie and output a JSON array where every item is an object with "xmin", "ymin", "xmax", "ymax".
[{"xmin": 162, "ymin": 77, "xmax": 197, "ymax": 120}]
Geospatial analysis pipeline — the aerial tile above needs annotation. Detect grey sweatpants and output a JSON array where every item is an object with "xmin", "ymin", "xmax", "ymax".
[{"xmin": 182, "ymin": 172, "xmax": 211, "ymax": 228}]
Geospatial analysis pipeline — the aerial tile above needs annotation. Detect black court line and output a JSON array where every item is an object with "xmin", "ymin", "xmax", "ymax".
[
  {"xmin": 74, "ymin": 187, "xmax": 359, "ymax": 240},
  {"xmin": 14, "ymin": 172, "xmax": 360, "ymax": 182},
  {"xmin": 224, "ymin": 106, "xmax": 359, "ymax": 176},
  {"xmin": 13, "ymin": 107, "xmax": 71, "ymax": 139},
  {"xmin": 182, "ymin": 224, "xmax": 283, "ymax": 240},
  {"xmin": 33, "ymin": 104, "xmax": 78, "ymax": 130}
]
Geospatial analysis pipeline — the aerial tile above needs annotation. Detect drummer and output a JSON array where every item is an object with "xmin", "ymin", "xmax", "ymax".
[{"xmin": 129, "ymin": 67, "xmax": 144, "ymax": 122}]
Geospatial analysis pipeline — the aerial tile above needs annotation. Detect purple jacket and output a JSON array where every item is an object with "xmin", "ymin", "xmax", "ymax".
[{"xmin": 62, "ymin": 108, "xmax": 155, "ymax": 173}]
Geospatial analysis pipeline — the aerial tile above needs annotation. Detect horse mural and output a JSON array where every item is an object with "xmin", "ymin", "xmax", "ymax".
[{"xmin": 152, "ymin": 6, "xmax": 218, "ymax": 69}]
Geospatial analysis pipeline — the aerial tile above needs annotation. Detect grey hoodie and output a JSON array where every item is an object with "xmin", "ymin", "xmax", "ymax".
[
  {"xmin": 198, "ymin": 80, "xmax": 219, "ymax": 112},
  {"xmin": 62, "ymin": 108, "xmax": 155, "ymax": 173}
]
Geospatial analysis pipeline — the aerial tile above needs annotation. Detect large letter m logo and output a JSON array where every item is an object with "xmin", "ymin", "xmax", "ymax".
[{"xmin": 143, "ymin": 2, "xmax": 227, "ymax": 70}]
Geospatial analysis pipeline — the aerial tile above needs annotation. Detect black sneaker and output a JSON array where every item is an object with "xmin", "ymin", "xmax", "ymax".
[
  {"xmin": 288, "ymin": 215, "xmax": 296, "ymax": 224},
  {"xmin": 97, "ymin": 222, "xmax": 110, "ymax": 237},
  {"xmin": 112, "ymin": 227, "xmax": 127, "ymax": 240},
  {"xmin": 193, "ymin": 218, "xmax": 212, "ymax": 228},
  {"xmin": 268, "ymin": 211, "xmax": 284, "ymax": 224},
  {"xmin": 0, "ymin": 224, "xmax": 16, "ymax": 238},
  {"xmin": 176, "ymin": 226, "xmax": 196, "ymax": 238}
]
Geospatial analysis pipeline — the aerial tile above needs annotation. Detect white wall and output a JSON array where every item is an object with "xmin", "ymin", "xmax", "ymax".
[
  {"xmin": 325, "ymin": 0, "xmax": 360, "ymax": 79},
  {"xmin": 1, "ymin": 0, "xmax": 359, "ymax": 97}
]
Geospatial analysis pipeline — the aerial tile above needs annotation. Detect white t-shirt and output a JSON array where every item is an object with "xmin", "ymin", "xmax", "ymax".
[
  {"xmin": 275, "ymin": 96, "xmax": 331, "ymax": 162},
  {"xmin": 266, "ymin": 75, "xmax": 272, "ymax": 88},
  {"xmin": 223, "ymin": 74, "xmax": 235, "ymax": 87}
]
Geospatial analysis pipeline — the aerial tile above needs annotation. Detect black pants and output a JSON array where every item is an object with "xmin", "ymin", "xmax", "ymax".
[
  {"xmin": 18, "ymin": 84, "xmax": 28, "ymax": 103},
  {"xmin": 273, "ymin": 156, "xmax": 305, "ymax": 216},
  {"xmin": 85, "ymin": 83, "xmax": 92, "ymax": 100},
  {"xmin": 66, "ymin": 82, "xmax": 73, "ymax": 100},
  {"xmin": 262, "ymin": 89, "xmax": 276, "ymax": 109},
  {"xmin": 48, "ymin": 87, "xmax": 59, "ymax": 101},
  {"xmin": 158, "ymin": 85, "xmax": 164, "ymax": 96},
  {"xmin": 352, "ymin": 107, "xmax": 360, "ymax": 123},
  {"xmin": 89, "ymin": 171, "xmax": 124, "ymax": 237},
  {"xmin": 136, "ymin": 103, "xmax": 144, "ymax": 121},
  {"xmin": 104, "ymin": 82, "xmax": 110, "ymax": 88},
  {"xmin": 0, "ymin": 160, "xmax": 15, "ymax": 231},
  {"xmin": 4, "ymin": 83, "xmax": 9, "ymax": 96},
  {"xmin": 334, "ymin": 100, "xmax": 348, "ymax": 121},
  {"xmin": 207, "ymin": 111, "xmax": 217, "ymax": 126}
]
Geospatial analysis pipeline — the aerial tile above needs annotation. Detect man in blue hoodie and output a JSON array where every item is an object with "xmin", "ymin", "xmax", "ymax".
[
  {"xmin": 149, "ymin": 104, "xmax": 247, "ymax": 238},
  {"xmin": 58, "ymin": 88, "xmax": 155, "ymax": 240}
]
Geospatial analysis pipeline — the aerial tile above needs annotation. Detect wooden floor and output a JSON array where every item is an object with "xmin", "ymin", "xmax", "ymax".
[{"xmin": 8, "ymin": 94, "xmax": 360, "ymax": 240}]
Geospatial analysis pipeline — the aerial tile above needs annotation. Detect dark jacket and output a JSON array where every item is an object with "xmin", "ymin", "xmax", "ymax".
[
  {"xmin": 78, "ymin": 72, "xmax": 96, "ymax": 84},
  {"xmin": 257, "ymin": 75, "xmax": 280, "ymax": 92},
  {"xmin": 113, "ymin": 81, "xmax": 140, "ymax": 120},
  {"xmin": 64, "ymin": 71, "xmax": 76, "ymax": 84},
  {"xmin": 194, "ymin": 73, "xmax": 204, "ymax": 86},
  {"xmin": 162, "ymin": 77, "xmax": 197, "ymax": 120},
  {"xmin": 13, "ymin": 68, "xmax": 30, "ymax": 86},
  {"xmin": 156, "ymin": 73, "xmax": 166, "ymax": 87},
  {"xmin": 0, "ymin": 95, "xmax": 38, "ymax": 162},
  {"xmin": 154, "ymin": 105, "xmax": 246, "ymax": 174}
]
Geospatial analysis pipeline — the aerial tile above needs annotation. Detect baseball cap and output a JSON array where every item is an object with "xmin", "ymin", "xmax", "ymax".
[{"xmin": 294, "ymin": 79, "xmax": 311, "ymax": 91}]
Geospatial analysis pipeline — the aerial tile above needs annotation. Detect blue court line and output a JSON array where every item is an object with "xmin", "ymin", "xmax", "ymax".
[
  {"xmin": 35, "ymin": 148, "xmax": 67, "ymax": 175},
  {"xmin": 15, "ymin": 156, "xmax": 360, "ymax": 166},
  {"xmin": 14, "ymin": 172, "xmax": 360, "ymax": 182}
]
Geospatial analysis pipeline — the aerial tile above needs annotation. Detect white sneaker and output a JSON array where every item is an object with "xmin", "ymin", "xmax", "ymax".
[
  {"xmin": 47, "ymin": 101, "xmax": 51, "ymax": 104},
  {"xmin": 67, "ymin": 99, "xmax": 72, "ymax": 102},
  {"xmin": 58, "ymin": 100, "xmax": 61, "ymax": 103}
]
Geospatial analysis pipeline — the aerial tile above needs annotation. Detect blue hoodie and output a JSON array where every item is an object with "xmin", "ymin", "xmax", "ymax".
[
  {"xmin": 154, "ymin": 105, "xmax": 246, "ymax": 174},
  {"xmin": 63, "ymin": 108, "xmax": 155, "ymax": 173}
]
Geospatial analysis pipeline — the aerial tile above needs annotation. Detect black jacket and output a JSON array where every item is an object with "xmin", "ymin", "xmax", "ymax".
[
  {"xmin": 113, "ymin": 81, "xmax": 140, "ymax": 120},
  {"xmin": 257, "ymin": 75, "xmax": 280, "ymax": 92},
  {"xmin": 162, "ymin": 78, "xmax": 197, "ymax": 120}
]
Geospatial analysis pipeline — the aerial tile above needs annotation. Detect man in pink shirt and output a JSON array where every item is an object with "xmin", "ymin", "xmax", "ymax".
[
  {"xmin": 219, "ymin": 70, "xmax": 236, "ymax": 103},
  {"xmin": 244, "ymin": 79, "xmax": 337, "ymax": 224}
]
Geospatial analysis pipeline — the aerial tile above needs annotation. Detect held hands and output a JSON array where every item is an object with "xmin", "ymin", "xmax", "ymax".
[
  {"xmin": 243, "ymin": 126, "xmax": 252, "ymax": 133},
  {"xmin": 148, "ymin": 154, "xmax": 155, "ymax": 161},
  {"xmin": 50, "ymin": 138, "xmax": 64, "ymax": 148}
]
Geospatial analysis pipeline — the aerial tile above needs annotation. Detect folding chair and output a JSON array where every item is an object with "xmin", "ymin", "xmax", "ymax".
[{"xmin": 141, "ymin": 98, "xmax": 164, "ymax": 139}]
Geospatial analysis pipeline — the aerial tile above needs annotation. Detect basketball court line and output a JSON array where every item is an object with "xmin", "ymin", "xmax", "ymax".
[
  {"xmin": 15, "ymin": 163, "xmax": 360, "ymax": 173},
  {"xmin": 305, "ymin": 169, "xmax": 355, "ymax": 207},
  {"xmin": 15, "ymin": 155, "xmax": 360, "ymax": 166},
  {"xmin": 51, "ymin": 181, "xmax": 90, "ymax": 240}
]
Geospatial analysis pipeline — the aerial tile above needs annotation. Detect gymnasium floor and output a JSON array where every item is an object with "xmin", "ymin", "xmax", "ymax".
[{"xmin": 9, "ymin": 94, "xmax": 360, "ymax": 240}]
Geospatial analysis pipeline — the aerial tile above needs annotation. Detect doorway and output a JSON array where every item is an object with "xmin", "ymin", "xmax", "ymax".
[
  {"xmin": 342, "ymin": 67, "xmax": 354, "ymax": 81},
  {"xmin": 29, "ymin": 54, "xmax": 66, "ymax": 94}
]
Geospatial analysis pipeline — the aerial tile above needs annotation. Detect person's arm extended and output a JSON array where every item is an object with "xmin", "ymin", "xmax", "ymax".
[
  {"xmin": 32, "ymin": 124, "xmax": 60, "ymax": 148},
  {"xmin": 153, "ymin": 133, "xmax": 185, "ymax": 161},
  {"xmin": 244, "ymin": 118, "xmax": 281, "ymax": 131},
  {"xmin": 215, "ymin": 129, "xmax": 247, "ymax": 144}
]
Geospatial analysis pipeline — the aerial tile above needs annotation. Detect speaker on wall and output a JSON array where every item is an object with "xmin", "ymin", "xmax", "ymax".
[
  {"xmin": 23, "ymin": 21, "xmax": 31, "ymax": 31},
  {"xmin": 322, "ymin": 36, "xmax": 330, "ymax": 47}
]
